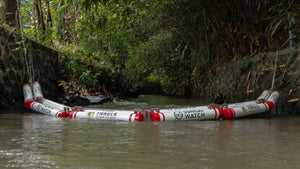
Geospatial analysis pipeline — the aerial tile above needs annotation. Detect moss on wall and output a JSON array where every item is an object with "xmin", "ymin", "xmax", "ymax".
[
  {"xmin": 0, "ymin": 27, "xmax": 59, "ymax": 109},
  {"xmin": 200, "ymin": 48, "xmax": 300, "ymax": 115}
]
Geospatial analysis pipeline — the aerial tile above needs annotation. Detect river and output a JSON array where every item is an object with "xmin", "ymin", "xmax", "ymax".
[{"xmin": 0, "ymin": 95, "xmax": 300, "ymax": 169}]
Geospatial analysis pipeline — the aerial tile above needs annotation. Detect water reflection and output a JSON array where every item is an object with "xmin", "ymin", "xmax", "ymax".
[
  {"xmin": 0, "ymin": 96, "xmax": 300, "ymax": 168},
  {"xmin": 0, "ymin": 114, "xmax": 58, "ymax": 168}
]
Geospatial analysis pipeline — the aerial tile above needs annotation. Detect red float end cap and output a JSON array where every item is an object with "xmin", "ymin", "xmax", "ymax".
[
  {"xmin": 266, "ymin": 101, "xmax": 274, "ymax": 110},
  {"xmin": 24, "ymin": 100, "xmax": 33, "ymax": 110},
  {"xmin": 134, "ymin": 112, "xmax": 144, "ymax": 121},
  {"xmin": 68, "ymin": 111, "xmax": 74, "ymax": 118},
  {"xmin": 223, "ymin": 108, "xmax": 233, "ymax": 120},
  {"xmin": 217, "ymin": 108, "xmax": 223, "ymax": 118},
  {"xmin": 151, "ymin": 113, "xmax": 160, "ymax": 121},
  {"xmin": 58, "ymin": 111, "xmax": 69, "ymax": 118}
]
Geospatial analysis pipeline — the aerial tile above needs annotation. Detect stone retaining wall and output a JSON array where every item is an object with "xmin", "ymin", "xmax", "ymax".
[
  {"xmin": 202, "ymin": 47, "xmax": 300, "ymax": 115},
  {"xmin": 0, "ymin": 26, "xmax": 59, "ymax": 109}
]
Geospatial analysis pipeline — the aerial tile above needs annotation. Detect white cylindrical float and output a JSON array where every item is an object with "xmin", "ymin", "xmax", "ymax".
[
  {"xmin": 150, "ymin": 107, "xmax": 223, "ymax": 121},
  {"xmin": 265, "ymin": 91, "xmax": 280, "ymax": 110},
  {"xmin": 32, "ymin": 81, "xmax": 44, "ymax": 100},
  {"xmin": 29, "ymin": 101, "xmax": 69, "ymax": 118},
  {"xmin": 223, "ymin": 103, "xmax": 269, "ymax": 119},
  {"xmin": 256, "ymin": 89, "xmax": 271, "ymax": 102},
  {"xmin": 23, "ymin": 84, "xmax": 33, "ymax": 101},
  {"xmin": 40, "ymin": 98, "xmax": 72, "ymax": 112},
  {"xmin": 68, "ymin": 109, "xmax": 144, "ymax": 121},
  {"xmin": 32, "ymin": 81, "xmax": 73, "ymax": 111},
  {"xmin": 223, "ymin": 91, "xmax": 279, "ymax": 120},
  {"xmin": 227, "ymin": 101, "xmax": 258, "ymax": 108},
  {"xmin": 23, "ymin": 84, "xmax": 34, "ymax": 109}
]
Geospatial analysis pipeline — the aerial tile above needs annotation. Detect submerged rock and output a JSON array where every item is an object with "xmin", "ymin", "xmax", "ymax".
[
  {"xmin": 85, "ymin": 95, "xmax": 108, "ymax": 104},
  {"xmin": 64, "ymin": 95, "xmax": 90, "ymax": 106}
]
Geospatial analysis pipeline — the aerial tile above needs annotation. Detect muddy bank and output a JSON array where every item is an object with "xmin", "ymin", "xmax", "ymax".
[{"xmin": 199, "ymin": 47, "xmax": 300, "ymax": 115}]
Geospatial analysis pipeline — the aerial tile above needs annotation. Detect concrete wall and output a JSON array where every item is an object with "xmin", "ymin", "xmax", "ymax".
[{"xmin": 0, "ymin": 26, "xmax": 59, "ymax": 108}]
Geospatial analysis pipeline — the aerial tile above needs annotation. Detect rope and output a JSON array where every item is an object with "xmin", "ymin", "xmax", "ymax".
[
  {"xmin": 270, "ymin": 37, "xmax": 290, "ymax": 91},
  {"xmin": 17, "ymin": 0, "xmax": 34, "ymax": 84},
  {"xmin": 28, "ymin": 49, "xmax": 35, "ymax": 82}
]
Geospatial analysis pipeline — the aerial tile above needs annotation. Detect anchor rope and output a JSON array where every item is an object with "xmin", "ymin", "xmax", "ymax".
[
  {"xmin": 17, "ymin": 0, "xmax": 35, "ymax": 84},
  {"xmin": 270, "ymin": 37, "xmax": 291, "ymax": 91}
]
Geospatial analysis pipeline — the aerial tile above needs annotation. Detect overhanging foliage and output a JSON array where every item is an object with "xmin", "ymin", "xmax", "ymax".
[{"xmin": 17, "ymin": 0, "xmax": 300, "ymax": 97}]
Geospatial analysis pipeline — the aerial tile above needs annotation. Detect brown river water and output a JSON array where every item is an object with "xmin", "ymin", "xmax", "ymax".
[{"xmin": 0, "ymin": 95, "xmax": 300, "ymax": 169}]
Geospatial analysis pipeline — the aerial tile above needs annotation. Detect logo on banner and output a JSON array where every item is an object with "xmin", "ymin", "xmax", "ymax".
[
  {"xmin": 174, "ymin": 110, "xmax": 205, "ymax": 119},
  {"xmin": 88, "ymin": 112, "xmax": 95, "ymax": 117},
  {"xmin": 93, "ymin": 111, "xmax": 118, "ymax": 119},
  {"xmin": 36, "ymin": 104, "xmax": 52, "ymax": 114},
  {"xmin": 174, "ymin": 111, "xmax": 184, "ymax": 119},
  {"xmin": 242, "ymin": 107, "xmax": 247, "ymax": 112}
]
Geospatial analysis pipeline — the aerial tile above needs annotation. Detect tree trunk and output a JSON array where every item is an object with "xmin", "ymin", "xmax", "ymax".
[
  {"xmin": 45, "ymin": 0, "xmax": 53, "ymax": 29},
  {"xmin": 33, "ymin": 0, "xmax": 45, "ymax": 41},
  {"xmin": 0, "ymin": 0, "xmax": 5, "ymax": 23},
  {"xmin": 0, "ymin": 0, "xmax": 18, "ymax": 26},
  {"xmin": 56, "ymin": 0, "xmax": 65, "ymax": 43},
  {"xmin": 45, "ymin": 0, "xmax": 53, "ymax": 44}
]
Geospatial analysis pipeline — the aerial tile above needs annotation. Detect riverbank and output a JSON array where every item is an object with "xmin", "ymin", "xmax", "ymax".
[{"xmin": 198, "ymin": 47, "xmax": 300, "ymax": 115}]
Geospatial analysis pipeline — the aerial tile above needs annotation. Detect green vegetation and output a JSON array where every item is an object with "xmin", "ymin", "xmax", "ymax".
[{"xmin": 15, "ymin": 0, "xmax": 300, "ymax": 97}]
